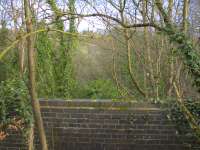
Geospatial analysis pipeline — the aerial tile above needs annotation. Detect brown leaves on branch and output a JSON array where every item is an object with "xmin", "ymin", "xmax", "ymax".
[
  {"xmin": 0, "ymin": 131, "xmax": 7, "ymax": 141},
  {"xmin": 0, "ymin": 118, "xmax": 24, "ymax": 141}
]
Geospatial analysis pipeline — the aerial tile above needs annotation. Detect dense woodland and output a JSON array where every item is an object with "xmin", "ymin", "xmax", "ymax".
[{"xmin": 0, "ymin": 0, "xmax": 200, "ymax": 149}]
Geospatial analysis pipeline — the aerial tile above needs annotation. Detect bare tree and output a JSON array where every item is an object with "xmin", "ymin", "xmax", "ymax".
[{"xmin": 24, "ymin": 0, "xmax": 48, "ymax": 149}]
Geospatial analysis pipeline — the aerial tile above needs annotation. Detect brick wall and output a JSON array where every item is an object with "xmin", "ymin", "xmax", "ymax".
[{"xmin": 0, "ymin": 100, "xmax": 199, "ymax": 150}]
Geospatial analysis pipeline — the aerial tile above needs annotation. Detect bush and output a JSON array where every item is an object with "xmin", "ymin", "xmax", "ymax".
[
  {"xmin": 0, "ymin": 78, "xmax": 32, "ymax": 139},
  {"xmin": 79, "ymin": 79, "xmax": 119, "ymax": 99}
]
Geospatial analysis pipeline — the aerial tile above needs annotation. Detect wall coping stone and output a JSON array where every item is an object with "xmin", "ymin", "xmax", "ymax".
[{"xmin": 39, "ymin": 99, "xmax": 164, "ymax": 111}]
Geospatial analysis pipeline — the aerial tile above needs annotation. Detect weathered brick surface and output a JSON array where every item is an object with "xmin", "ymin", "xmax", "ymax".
[{"xmin": 0, "ymin": 100, "xmax": 199, "ymax": 150}]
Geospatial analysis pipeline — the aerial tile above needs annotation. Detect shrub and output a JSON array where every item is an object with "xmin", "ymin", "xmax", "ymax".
[
  {"xmin": 82, "ymin": 79, "xmax": 119, "ymax": 99},
  {"xmin": 0, "ymin": 78, "xmax": 32, "ymax": 140}
]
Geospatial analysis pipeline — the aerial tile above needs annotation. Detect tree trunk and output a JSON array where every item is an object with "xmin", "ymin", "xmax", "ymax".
[
  {"xmin": 24, "ymin": 0, "xmax": 48, "ymax": 149},
  {"xmin": 142, "ymin": 0, "xmax": 156, "ymax": 98},
  {"xmin": 18, "ymin": 36, "xmax": 25, "ymax": 77},
  {"xmin": 168, "ymin": 0, "xmax": 173, "ymax": 21},
  {"xmin": 28, "ymin": 126, "xmax": 34, "ymax": 150},
  {"xmin": 183, "ymin": 0, "xmax": 189, "ymax": 33},
  {"xmin": 124, "ymin": 29, "xmax": 147, "ymax": 97},
  {"xmin": 167, "ymin": 0, "xmax": 174, "ymax": 97}
]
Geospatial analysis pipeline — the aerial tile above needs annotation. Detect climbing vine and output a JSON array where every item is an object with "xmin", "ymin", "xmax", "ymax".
[
  {"xmin": 36, "ymin": 27, "xmax": 56, "ymax": 97},
  {"xmin": 48, "ymin": 0, "xmax": 78, "ymax": 99},
  {"xmin": 168, "ymin": 31, "xmax": 200, "ymax": 91},
  {"xmin": 162, "ymin": 27, "xmax": 200, "ymax": 140},
  {"xmin": 168, "ymin": 99, "xmax": 200, "ymax": 138}
]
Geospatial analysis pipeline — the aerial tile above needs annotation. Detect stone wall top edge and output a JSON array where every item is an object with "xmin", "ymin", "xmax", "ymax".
[{"xmin": 39, "ymin": 99, "xmax": 164, "ymax": 110}]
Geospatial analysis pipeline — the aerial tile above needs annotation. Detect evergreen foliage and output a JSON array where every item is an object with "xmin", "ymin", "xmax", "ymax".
[{"xmin": 0, "ymin": 78, "xmax": 33, "ymax": 132}]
